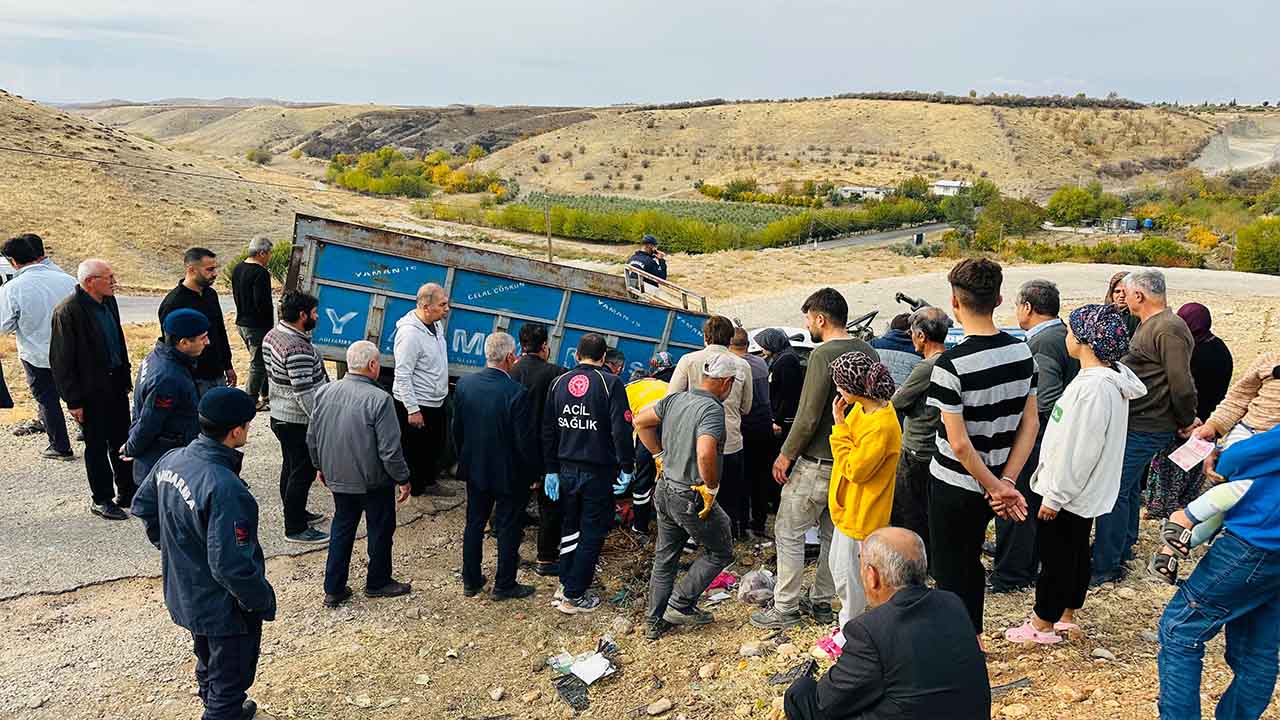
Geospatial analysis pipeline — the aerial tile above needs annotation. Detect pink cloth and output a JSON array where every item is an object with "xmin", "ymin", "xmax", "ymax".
[{"xmin": 706, "ymin": 571, "xmax": 738, "ymax": 592}]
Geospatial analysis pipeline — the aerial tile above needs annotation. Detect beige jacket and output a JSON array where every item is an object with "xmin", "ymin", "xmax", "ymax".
[{"xmin": 667, "ymin": 345, "xmax": 752, "ymax": 454}]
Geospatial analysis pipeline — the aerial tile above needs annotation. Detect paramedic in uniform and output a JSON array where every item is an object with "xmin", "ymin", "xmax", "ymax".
[
  {"xmin": 130, "ymin": 387, "xmax": 274, "ymax": 720},
  {"xmin": 542, "ymin": 333, "xmax": 635, "ymax": 615}
]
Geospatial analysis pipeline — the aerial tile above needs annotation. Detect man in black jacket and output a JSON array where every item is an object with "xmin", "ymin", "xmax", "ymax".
[
  {"xmin": 50, "ymin": 259, "xmax": 134, "ymax": 520},
  {"xmin": 784, "ymin": 527, "xmax": 990, "ymax": 720},
  {"xmin": 510, "ymin": 323, "xmax": 568, "ymax": 577},
  {"xmin": 542, "ymin": 333, "xmax": 634, "ymax": 615},
  {"xmin": 159, "ymin": 247, "xmax": 236, "ymax": 398},
  {"xmin": 231, "ymin": 236, "xmax": 274, "ymax": 409},
  {"xmin": 626, "ymin": 235, "xmax": 667, "ymax": 280}
]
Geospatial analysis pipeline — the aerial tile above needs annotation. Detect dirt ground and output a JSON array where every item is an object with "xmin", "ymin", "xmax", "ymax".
[{"xmin": 4, "ymin": 258, "xmax": 1280, "ymax": 720}]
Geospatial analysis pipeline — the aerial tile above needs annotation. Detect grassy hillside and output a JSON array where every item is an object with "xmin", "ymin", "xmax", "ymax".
[
  {"xmin": 476, "ymin": 99, "xmax": 1219, "ymax": 200},
  {"xmin": 84, "ymin": 105, "xmax": 245, "ymax": 140},
  {"xmin": 0, "ymin": 90, "xmax": 307, "ymax": 288}
]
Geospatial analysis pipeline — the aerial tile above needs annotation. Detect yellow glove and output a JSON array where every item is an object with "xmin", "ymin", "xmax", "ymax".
[
  {"xmin": 653, "ymin": 451, "xmax": 665, "ymax": 478},
  {"xmin": 690, "ymin": 484, "xmax": 718, "ymax": 520}
]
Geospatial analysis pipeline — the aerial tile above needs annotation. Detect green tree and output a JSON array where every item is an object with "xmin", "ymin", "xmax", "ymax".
[
  {"xmin": 967, "ymin": 178, "xmax": 1001, "ymax": 207},
  {"xmin": 1235, "ymin": 217, "xmax": 1280, "ymax": 274},
  {"xmin": 1047, "ymin": 185, "xmax": 1096, "ymax": 225},
  {"xmin": 940, "ymin": 194, "xmax": 976, "ymax": 234},
  {"xmin": 895, "ymin": 175, "xmax": 931, "ymax": 201}
]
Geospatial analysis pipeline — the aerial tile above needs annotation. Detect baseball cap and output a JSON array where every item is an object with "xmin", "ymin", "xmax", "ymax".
[
  {"xmin": 703, "ymin": 353, "xmax": 737, "ymax": 379},
  {"xmin": 642, "ymin": 234, "xmax": 659, "ymax": 246}
]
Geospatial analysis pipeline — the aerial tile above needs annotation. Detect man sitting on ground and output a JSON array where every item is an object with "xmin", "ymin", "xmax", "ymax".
[{"xmin": 783, "ymin": 527, "xmax": 991, "ymax": 720}]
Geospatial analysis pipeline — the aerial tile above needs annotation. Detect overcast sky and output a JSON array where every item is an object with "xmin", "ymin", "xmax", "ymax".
[{"xmin": 2, "ymin": 1, "xmax": 1275, "ymax": 106}]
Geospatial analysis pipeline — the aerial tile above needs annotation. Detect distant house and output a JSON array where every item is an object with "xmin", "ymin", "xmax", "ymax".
[
  {"xmin": 835, "ymin": 185, "xmax": 891, "ymax": 201},
  {"xmin": 930, "ymin": 179, "xmax": 968, "ymax": 197},
  {"xmin": 1105, "ymin": 216, "xmax": 1139, "ymax": 233}
]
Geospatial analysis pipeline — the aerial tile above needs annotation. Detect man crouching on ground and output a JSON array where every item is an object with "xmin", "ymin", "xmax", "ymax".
[
  {"xmin": 633, "ymin": 354, "xmax": 737, "ymax": 640},
  {"xmin": 131, "ymin": 387, "xmax": 273, "ymax": 720}
]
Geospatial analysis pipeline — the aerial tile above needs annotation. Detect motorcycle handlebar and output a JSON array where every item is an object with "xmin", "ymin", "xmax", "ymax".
[{"xmin": 895, "ymin": 292, "xmax": 930, "ymax": 311}]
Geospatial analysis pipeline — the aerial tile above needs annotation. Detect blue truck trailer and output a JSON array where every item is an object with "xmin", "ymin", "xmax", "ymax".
[{"xmin": 283, "ymin": 214, "xmax": 712, "ymax": 378}]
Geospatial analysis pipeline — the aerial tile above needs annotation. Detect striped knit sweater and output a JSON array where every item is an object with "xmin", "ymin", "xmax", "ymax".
[
  {"xmin": 1206, "ymin": 351, "xmax": 1280, "ymax": 436},
  {"xmin": 263, "ymin": 321, "xmax": 328, "ymax": 425}
]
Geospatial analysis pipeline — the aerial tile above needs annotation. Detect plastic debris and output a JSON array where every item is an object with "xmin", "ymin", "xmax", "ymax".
[{"xmin": 738, "ymin": 568, "xmax": 777, "ymax": 606}]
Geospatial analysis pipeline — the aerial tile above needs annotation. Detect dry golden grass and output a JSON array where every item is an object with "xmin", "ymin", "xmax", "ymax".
[{"xmin": 477, "ymin": 100, "xmax": 1219, "ymax": 200}]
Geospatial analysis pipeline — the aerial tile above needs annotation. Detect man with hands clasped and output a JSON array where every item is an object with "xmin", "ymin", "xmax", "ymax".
[{"xmin": 634, "ymin": 354, "xmax": 737, "ymax": 641}]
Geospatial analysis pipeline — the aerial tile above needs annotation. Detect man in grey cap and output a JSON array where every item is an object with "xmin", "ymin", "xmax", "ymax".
[{"xmin": 634, "ymin": 352, "xmax": 737, "ymax": 641}]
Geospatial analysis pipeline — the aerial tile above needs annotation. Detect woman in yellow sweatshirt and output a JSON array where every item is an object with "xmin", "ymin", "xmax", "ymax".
[{"xmin": 818, "ymin": 351, "xmax": 903, "ymax": 659}]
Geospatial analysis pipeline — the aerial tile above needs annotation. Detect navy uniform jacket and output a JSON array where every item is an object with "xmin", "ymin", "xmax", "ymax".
[
  {"xmin": 125, "ymin": 341, "xmax": 199, "ymax": 461},
  {"xmin": 626, "ymin": 250, "xmax": 667, "ymax": 280},
  {"xmin": 453, "ymin": 367, "xmax": 535, "ymax": 494},
  {"xmin": 543, "ymin": 363, "xmax": 635, "ymax": 474},
  {"xmin": 131, "ymin": 435, "xmax": 277, "ymax": 636}
]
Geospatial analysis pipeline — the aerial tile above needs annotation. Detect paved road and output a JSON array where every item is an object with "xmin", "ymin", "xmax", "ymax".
[
  {"xmin": 115, "ymin": 295, "xmax": 236, "ymax": 325},
  {"xmin": 810, "ymin": 222, "xmax": 951, "ymax": 250}
]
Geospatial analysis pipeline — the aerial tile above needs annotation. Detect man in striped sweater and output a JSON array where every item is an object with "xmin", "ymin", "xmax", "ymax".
[
  {"xmin": 264, "ymin": 291, "xmax": 331, "ymax": 544},
  {"xmin": 926, "ymin": 259, "xmax": 1040, "ymax": 643}
]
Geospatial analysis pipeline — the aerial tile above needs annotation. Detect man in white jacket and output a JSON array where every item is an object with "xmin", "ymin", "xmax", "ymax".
[
  {"xmin": 1004, "ymin": 304, "xmax": 1147, "ymax": 645},
  {"xmin": 393, "ymin": 283, "xmax": 455, "ymax": 497}
]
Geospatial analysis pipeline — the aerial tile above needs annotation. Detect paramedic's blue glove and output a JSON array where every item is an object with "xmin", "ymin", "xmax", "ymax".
[
  {"xmin": 544, "ymin": 473, "xmax": 560, "ymax": 501},
  {"xmin": 613, "ymin": 471, "xmax": 633, "ymax": 495}
]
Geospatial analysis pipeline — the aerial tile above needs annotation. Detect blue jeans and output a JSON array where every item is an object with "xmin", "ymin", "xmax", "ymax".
[
  {"xmin": 1158, "ymin": 531, "xmax": 1280, "ymax": 719},
  {"xmin": 558, "ymin": 463, "xmax": 616, "ymax": 599},
  {"xmin": 1091, "ymin": 429, "xmax": 1173, "ymax": 577}
]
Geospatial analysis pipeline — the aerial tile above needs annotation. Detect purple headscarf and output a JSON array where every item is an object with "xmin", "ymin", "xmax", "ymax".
[
  {"xmin": 1177, "ymin": 303, "xmax": 1214, "ymax": 346},
  {"xmin": 1068, "ymin": 304, "xmax": 1131, "ymax": 364}
]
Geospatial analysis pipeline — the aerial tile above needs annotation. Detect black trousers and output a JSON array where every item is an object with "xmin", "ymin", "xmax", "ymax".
[
  {"xmin": 82, "ymin": 369, "xmax": 134, "ymax": 506},
  {"xmin": 464, "ymin": 484, "xmax": 526, "ymax": 592},
  {"xmin": 395, "ymin": 401, "xmax": 446, "ymax": 493},
  {"xmin": 535, "ymin": 475, "xmax": 563, "ymax": 564},
  {"xmin": 928, "ymin": 477, "xmax": 995, "ymax": 634},
  {"xmin": 783, "ymin": 675, "xmax": 821, "ymax": 720},
  {"xmin": 193, "ymin": 616, "xmax": 262, "ymax": 720},
  {"xmin": 270, "ymin": 419, "xmax": 316, "ymax": 535},
  {"xmin": 325, "ymin": 485, "xmax": 398, "ymax": 595},
  {"xmin": 1034, "ymin": 509, "xmax": 1093, "ymax": 624},
  {"xmin": 743, "ymin": 425, "xmax": 778, "ymax": 532},
  {"xmin": 992, "ymin": 429, "xmax": 1044, "ymax": 589},
  {"xmin": 22, "ymin": 361, "xmax": 70, "ymax": 454},
  {"xmin": 630, "ymin": 439, "xmax": 655, "ymax": 533},
  {"xmin": 890, "ymin": 449, "xmax": 933, "ymax": 559},
  {"xmin": 718, "ymin": 449, "xmax": 747, "ymax": 535}
]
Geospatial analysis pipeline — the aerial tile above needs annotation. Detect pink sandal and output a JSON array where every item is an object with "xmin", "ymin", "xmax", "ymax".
[
  {"xmin": 1005, "ymin": 621, "xmax": 1062, "ymax": 645},
  {"xmin": 1054, "ymin": 621, "xmax": 1080, "ymax": 632}
]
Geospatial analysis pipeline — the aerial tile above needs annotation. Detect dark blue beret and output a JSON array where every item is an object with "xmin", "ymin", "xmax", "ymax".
[
  {"xmin": 199, "ymin": 387, "xmax": 256, "ymax": 428},
  {"xmin": 163, "ymin": 308, "xmax": 210, "ymax": 339}
]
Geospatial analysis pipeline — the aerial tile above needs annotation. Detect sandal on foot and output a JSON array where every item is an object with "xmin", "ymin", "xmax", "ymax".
[
  {"xmin": 1147, "ymin": 551, "xmax": 1179, "ymax": 585},
  {"xmin": 1161, "ymin": 521, "xmax": 1193, "ymax": 558},
  {"xmin": 1054, "ymin": 621, "xmax": 1080, "ymax": 632},
  {"xmin": 1005, "ymin": 621, "xmax": 1062, "ymax": 645}
]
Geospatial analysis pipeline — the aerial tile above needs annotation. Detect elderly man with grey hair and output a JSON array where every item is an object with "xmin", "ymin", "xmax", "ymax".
[
  {"xmin": 231, "ymin": 235, "xmax": 275, "ymax": 409},
  {"xmin": 1091, "ymin": 268, "xmax": 1198, "ymax": 585},
  {"xmin": 784, "ymin": 527, "xmax": 991, "ymax": 720},
  {"xmin": 888, "ymin": 306, "xmax": 951, "ymax": 555},
  {"xmin": 393, "ymin": 282, "xmax": 455, "ymax": 497},
  {"xmin": 990, "ymin": 279, "xmax": 1080, "ymax": 592},
  {"xmin": 453, "ymin": 331, "xmax": 538, "ymax": 600},
  {"xmin": 308, "ymin": 340, "xmax": 412, "ymax": 608}
]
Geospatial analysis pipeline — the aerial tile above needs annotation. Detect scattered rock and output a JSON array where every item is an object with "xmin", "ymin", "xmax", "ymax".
[
  {"xmin": 1090, "ymin": 688, "xmax": 1109, "ymax": 702},
  {"xmin": 26, "ymin": 697, "xmax": 46, "ymax": 710},
  {"xmin": 611, "ymin": 616, "xmax": 634, "ymax": 637},
  {"xmin": 351, "ymin": 694, "xmax": 373, "ymax": 708},
  {"xmin": 1116, "ymin": 587, "xmax": 1137, "ymax": 600},
  {"xmin": 1053, "ymin": 684, "xmax": 1084, "ymax": 703},
  {"xmin": 1001, "ymin": 703, "xmax": 1030, "ymax": 718},
  {"xmin": 1140, "ymin": 630, "xmax": 1160, "ymax": 643},
  {"xmin": 739, "ymin": 641, "xmax": 768, "ymax": 657},
  {"xmin": 698, "ymin": 661, "xmax": 720, "ymax": 680},
  {"xmin": 531, "ymin": 657, "xmax": 547, "ymax": 673},
  {"xmin": 378, "ymin": 698, "xmax": 398, "ymax": 709},
  {"xmin": 647, "ymin": 697, "xmax": 674, "ymax": 715},
  {"xmin": 445, "ymin": 648, "xmax": 460, "ymax": 659},
  {"xmin": 521, "ymin": 689, "xmax": 542, "ymax": 703},
  {"xmin": 1091, "ymin": 647, "xmax": 1117, "ymax": 661},
  {"xmin": 735, "ymin": 704, "xmax": 752, "ymax": 717},
  {"xmin": 776, "ymin": 643, "xmax": 799, "ymax": 659},
  {"xmin": 809, "ymin": 646, "xmax": 829, "ymax": 661},
  {"xmin": 405, "ymin": 607, "xmax": 421, "ymax": 619},
  {"xmin": 489, "ymin": 687, "xmax": 505, "ymax": 701},
  {"xmin": 414, "ymin": 674, "xmax": 431, "ymax": 686}
]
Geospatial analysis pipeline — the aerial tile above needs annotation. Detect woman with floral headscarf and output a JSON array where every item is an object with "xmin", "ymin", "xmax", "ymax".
[
  {"xmin": 1005, "ymin": 304, "xmax": 1147, "ymax": 645},
  {"xmin": 814, "ymin": 351, "xmax": 902, "ymax": 659}
]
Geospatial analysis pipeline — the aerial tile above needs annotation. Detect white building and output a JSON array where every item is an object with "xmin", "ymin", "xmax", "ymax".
[
  {"xmin": 930, "ymin": 179, "xmax": 969, "ymax": 197},
  {"xmin": 835, "ymin": 185, "xmax": 891, "ymax": 201}
]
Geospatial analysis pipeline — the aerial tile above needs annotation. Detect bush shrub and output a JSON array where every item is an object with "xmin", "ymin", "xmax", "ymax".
[
  {"xmin": 1235, "ymin": 218, "xmax": 1280, "ymax": 274},
  {"xmin": 246, "ymin": 148, "xmax": 273, "ymax": 165},
  {"xmin": 220, "ymin": 240, "xmax": 294, "ymax": 289},
  {"xmin": 1004, "ymin": 235, "xmax": 1203, "ymax": 268}
]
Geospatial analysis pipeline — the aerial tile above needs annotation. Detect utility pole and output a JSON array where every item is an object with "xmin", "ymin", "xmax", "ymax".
[
  {"xmin": 545, "ymin": 205, "xmax": 553, "ymax": 262},
  {"xmin": 808, "ymin": 216, "xmax": 817, "ymax": 250}
]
